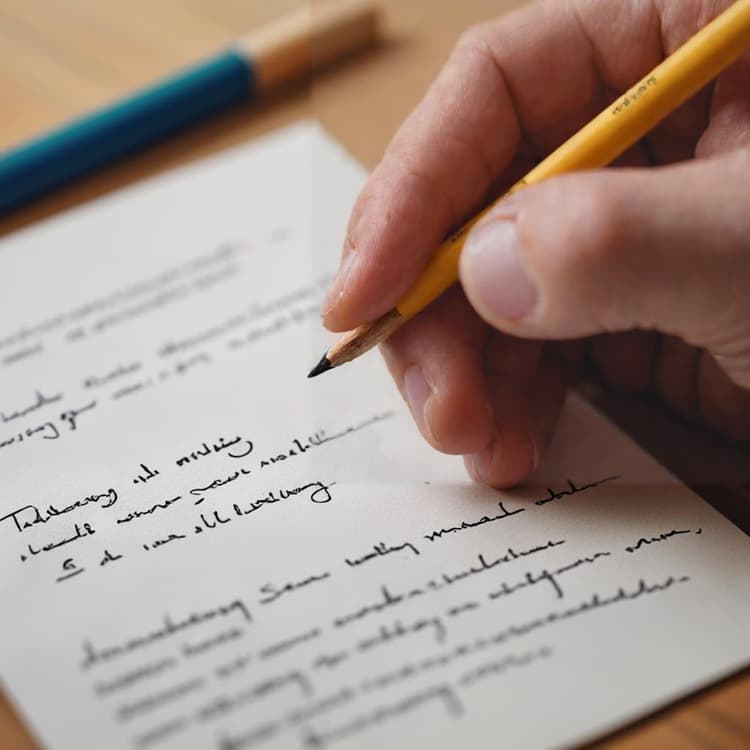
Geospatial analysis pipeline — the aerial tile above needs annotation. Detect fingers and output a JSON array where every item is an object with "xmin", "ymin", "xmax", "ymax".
[
  {"xmin": 379, "ymin": 287, "xmax": 494, "ymax": 455},
  {"xmin": 696, "ymin": 351, "xmax": 750, "ymax": 441},
  {"xmin": 381, "ymin": 286, "xmax": 573, "ymax": 487},
  {"xmin": 321, "ymin": 22, "xmax": 522, "ymax": 332},
  {"xmin": 465, "ymin": 339, "xmax": 570, "ymax": 488},
  {"xmin": 591, "ymin": 331, "xmax": 750, "ymax": 441},
  {"xmin": 459, "ymin": 150, "xmax": 750, "ymax": 389},
  {"xmin": 321, "ymin": 0, "xmax": 694, "ymax": 332},
  {"xmin": 697, "ymin": 52, "xmax": 750, "ymax": 157}
]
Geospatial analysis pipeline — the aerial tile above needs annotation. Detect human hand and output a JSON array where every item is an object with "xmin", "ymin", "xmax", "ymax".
[{"xmin": 322, "ymin": 0, "xmax": 750, "ymax": 487}]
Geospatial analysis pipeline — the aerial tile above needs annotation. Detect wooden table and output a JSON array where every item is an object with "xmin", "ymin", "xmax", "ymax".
[{"xmin": 1, "ymin": 1, "xmax": 748, "ymax": 748}]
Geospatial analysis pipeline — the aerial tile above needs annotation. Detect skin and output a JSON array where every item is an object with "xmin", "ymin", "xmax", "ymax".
[{"xmin": 322, "ymin": 0, "xmax": 750, "ymax": 488}]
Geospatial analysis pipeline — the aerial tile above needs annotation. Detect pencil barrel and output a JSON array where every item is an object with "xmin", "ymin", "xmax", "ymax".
[
  {"xmin": 241, "ymin": 0, "xmax": 379, "ymax": 92},
  {"xmin": 394, "ymin": 0, "xmax": 750, "ymax": 322},
  {"xmin": 0, "ymin": 52, "xmax": 253, "ymax": 216}
]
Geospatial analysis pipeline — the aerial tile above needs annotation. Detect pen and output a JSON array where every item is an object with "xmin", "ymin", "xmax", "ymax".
[
  {"xmin": 309, "ymin": 0, "xmax": 750, "ymax": 378},
  {"xmin": 0, "ymin": 0, "xmax": 378, "ymax": 216}
]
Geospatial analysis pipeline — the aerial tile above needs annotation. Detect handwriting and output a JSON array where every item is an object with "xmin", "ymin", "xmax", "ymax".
[
  {"xmin": 183, "ymin": 628, "xmax": 244, "ymax": 658},
  {"xmin": 100, "ymin": 549, "xmax": 124, "ymax": 566},
  {"xmin": 175, "ymin": 436, "xmax": 254, "ymax": 467},
  {"xmin": 259, "ymin": 628, "xmax": 322, "ymax": 661},
  {"xmin": 1, "ymin": 390, "xmax": 63, "ymax": 423},
  {"xmin": 0, "ymin": 242, "xmax": 241, "ymax": 358},
  {"xmin": 257, "ymin": 412, "xmax": 394, "ymax": 470},
  {"xmin": 132, "ymin": 463, "xmax": 160, "ymax": 485},
  {"xmin": 80, "ymin": 598, "xmax": 252, "ymax": 670},
  {"xmin": 216, "ymin": 653, "xmax": 253, "ymax": 680},
  {"xmin": 0, "ymin": 489, "xmax": 117, "ymax": 534},
  {"xmin": 57, "ymin": 557, "xmax": 85, "ymax": 583},
  {"xmin": 1, "ymin": 399, "xmax": 98, "ymax": 452},
  {"xmin": 190, "ymin": 468, "xmax": 253, "ymax": 506},
  {"xmin": 334, "ymin": 586, "xmax": 440, "ymax": 629},
  {"xmin": 94, "ymin": 657, "xmax": 177, "ymax": 697},
  {"xmin": 440, "ymin": 539, "xmax": 566, "ymax": 586},
  {"xmin": 259, "ymin": 572, "xmax": 331, "ymax": 605},
  {"xmin": 218, "ymin": 721, "xmax": 281, "ymax": 750},
  {"xmin": 459, "ymin": 647, "xmax": 553, "ymax": 688},
  {"xmin": 285, "ymin": 687, "xmax": 354, "ymax": 725},
  {"xmin": 195, "ymin": 671, "xmax": 312, "ymax": 724},
  {"xmin": 534, "ymin": 476, "xmax": 620, "ymax": 506},
  {"xmin": 626, "ymin": 528, "xmax": 703, "ymax": 553},
  {"xmin": 194, "ymin": 509, "xmax": 232, "ymax": 531},
  {"xmin": 302, "ymin": 684, "xmax": 462, "ymax": 749},
  {"xmin": 112, "ymin": 380, "xmax": 153, "ymax": 400},
  {"xmin": 0, "ymin": 421, "xmax": 60, "ymax": 450},
  {"xmin": 487, "ymin": 554, "xmax": 611, "ymax": 601},
  {"xmin": 145, "ymin": 532, "xmax": 187, "ymax": 550},
  {"xmin": 134, "ymin": 717, "xmax": 188, "ymax": 749},
  {"xmin": 82, "ymin": 362, "xmax": 142, "ymax": 389},
  {"xmin": 359, "ymin": 575, "xmax": 690, "ymax": 657},
  {"xmin": 335, "ymin": 544, "xmax": 576, "ymax": 630},
  {"xmin": 423, "ymin": 501, "xmax": 524, "ymax": 542},
  {"xmin": 231, "ymin": 481, "xmax": 335, "ymax": 519},
  {"xmin": 59, "ymin": 399, "xmax": 97, "ymax": 431},
  {"xmin": 117, "ymin": 496, "xmax": 181, "ymax": 525},
  {"xmin": 24, "ymin": 523, "xmax": 96, "ymax": 561},
  {"xmin": 117, "ymin": 678, "xmax": 205, "ymax": 723},
  {"xmin": 359, "ymin": 641, "xmax": 551, "ymax": 696},
  {"xmin": 345, "ymin": 541, "xmax": 420, "ymax": 567}
]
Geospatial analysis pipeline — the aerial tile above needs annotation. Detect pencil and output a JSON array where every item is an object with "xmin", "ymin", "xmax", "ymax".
[
  {"xmin": 0, "ymin": 0, "xmax": 378, "ymax": 216},
  {"xmin": 309, "ymin": 0, "xmax": 750, "ymax": 378}
]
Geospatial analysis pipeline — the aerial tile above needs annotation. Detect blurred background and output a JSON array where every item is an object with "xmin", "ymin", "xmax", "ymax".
[{"xmin": 0, "ymin": 0, "xmax": 526, "ymax": 230}]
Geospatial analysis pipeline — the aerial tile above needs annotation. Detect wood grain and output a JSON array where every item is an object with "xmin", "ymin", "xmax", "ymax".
[{"xmin": 0, "ymin": 1, "xmax": 748, "ymax": 749}]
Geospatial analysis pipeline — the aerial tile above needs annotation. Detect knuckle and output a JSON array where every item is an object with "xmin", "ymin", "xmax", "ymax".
[
  {"xmin": 456, "ymin": 23, "xmax": 493, "ymax": 54},
  {"xmin": 521, "ymin": 176, "xmax": 629, "ymax": 277}
]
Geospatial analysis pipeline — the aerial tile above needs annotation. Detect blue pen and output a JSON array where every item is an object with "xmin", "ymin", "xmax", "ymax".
[{"xmin": 0, "ymin": 0, "xmax": 377, "ymax": 216}]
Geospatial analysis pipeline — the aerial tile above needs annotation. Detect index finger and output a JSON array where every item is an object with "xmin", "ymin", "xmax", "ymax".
[{"xmin": 321, "ymin": 0, "xmax": 671, "ymax": 332}]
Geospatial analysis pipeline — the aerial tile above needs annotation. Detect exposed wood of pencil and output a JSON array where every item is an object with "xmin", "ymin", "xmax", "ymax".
[{"xmin": 312, "ymin": 307, "xmax": 404, "ymax": 376}]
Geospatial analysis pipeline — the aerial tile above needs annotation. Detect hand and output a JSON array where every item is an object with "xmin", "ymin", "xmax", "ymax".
[{"xmin": 322, "ymin": 0, "xmax": 750, "ymax": 487}]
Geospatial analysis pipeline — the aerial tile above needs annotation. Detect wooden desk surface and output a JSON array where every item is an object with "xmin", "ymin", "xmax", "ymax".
[{"xmin": 1, "ymin": 1, "xmax": 748, "ymax": 748}]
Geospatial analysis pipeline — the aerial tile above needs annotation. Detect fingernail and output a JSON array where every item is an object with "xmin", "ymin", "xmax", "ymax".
[
  {"xmin": 322, "ymin": 252, "xmax": 357, "ymax": 317},
  {"xmin": 404, "ymin": 365, "xmax": 434, "ymax": 440},
  {"xmin": 488, "ymin": 193, "xmax": 520, "ymax": 219},
  {"xmin": 467, "ymin": 443, "xmax": 495, "ymax": 484},
  {"xmin": 462, "ymin": 219, "xmax": 538, "ymax": 321}
]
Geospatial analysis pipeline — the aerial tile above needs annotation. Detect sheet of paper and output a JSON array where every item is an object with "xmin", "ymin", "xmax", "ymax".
[{"xmin": 1, "ymin": 123, "xmax": 749, "ymax": 750}]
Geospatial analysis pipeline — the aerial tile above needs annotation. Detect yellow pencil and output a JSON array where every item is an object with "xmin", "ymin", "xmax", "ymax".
[{"xmin": 309, "ymin": 0, "xmax": 750, "ymax": 378}]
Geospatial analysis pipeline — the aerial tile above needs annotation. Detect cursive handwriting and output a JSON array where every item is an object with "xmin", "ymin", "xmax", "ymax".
[
  {"xmin": 1, "ymin": 390, "xmax": 63, "ymax": 423},
  {"xmin": 345, "ymin": 541, "xmax": 420, "ymax": 567},
  {"xmin": 117, "ymin": 496, "xmax": 181, "ymax": 525},
  {"xmin": 80, "ymin": 598, "xmax": 252, "ymax": 670},
  {"xmin": 83, "ymin": 362, "xmax": 142, "ymax": 389},
  {"xmin": 190, "ymin": 468, "xmax": 253, "ymax": 506},
  {"xmin": 259, "ymin": 572, "xmax": 331, "ymax": 606},
  {"xmin": 23, "ymin": 522, "xmax": 96, "ymax": 560},
  {"xmin": 626, "ymin": 528, "xmax": 702, "ymax": 553},
  {"xmin": 534, "ymin": 476, "xmax": 620, "ymax": 506},
  {"xmin": 257, "ymin": 412, "xmax": 394, "ymax": 471},
  {"xmin": 175, "ymin": 436, "xmax": 254, "ymax": 467},
  {"xmin": 0, "ymin": 489, "xmax": 117, "ymax": 534},
  {"xmin": 424, "ymin": 501, "xmax": 524, "ymax": 542},
  {"xmin": 60, "ymin": 399, "xmax": 98, "ymax": 431}
]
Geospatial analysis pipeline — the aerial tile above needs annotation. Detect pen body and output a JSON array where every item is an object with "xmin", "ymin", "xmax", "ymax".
[{"xmin": 0, "ymin": 51, "xmax": 253, "ymax": 215}]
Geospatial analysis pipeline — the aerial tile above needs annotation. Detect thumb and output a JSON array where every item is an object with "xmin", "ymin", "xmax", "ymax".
[{"xmin": 459, "ymin": 151, "xmax": 750, "ymax": 387}]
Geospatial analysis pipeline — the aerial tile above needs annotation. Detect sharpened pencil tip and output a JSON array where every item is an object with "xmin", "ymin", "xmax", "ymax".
[{"xmin": 308, "ymin": 354, "xmax": 332, "ymax": 378}]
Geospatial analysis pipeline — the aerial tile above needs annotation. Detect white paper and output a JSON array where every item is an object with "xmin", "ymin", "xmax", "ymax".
[{"xmin": 1, "ymin": 123, "xmax": 749, "ymax": 750}]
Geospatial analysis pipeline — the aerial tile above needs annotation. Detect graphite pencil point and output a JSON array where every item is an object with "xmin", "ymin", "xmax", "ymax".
[{"xmin": 308, "ymin": 354, "xmax": 332, "ymax": 378}]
